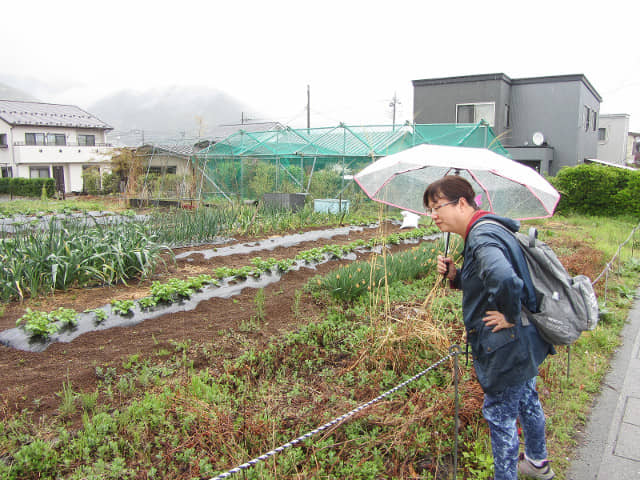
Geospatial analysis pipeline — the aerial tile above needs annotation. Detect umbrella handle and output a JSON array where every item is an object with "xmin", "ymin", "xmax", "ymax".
[{"xmin": 443, "ymin": 232, "xmax": 451, "ymax": 278}]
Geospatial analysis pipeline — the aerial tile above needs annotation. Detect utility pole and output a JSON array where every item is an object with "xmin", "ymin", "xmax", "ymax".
[
  {"xmin": 307, "ymin": 85, "xmax": 311, "ymax": 132},
  {"xmin": 389, "ymin": 92, "xmax": 401, "ymax": 131}
]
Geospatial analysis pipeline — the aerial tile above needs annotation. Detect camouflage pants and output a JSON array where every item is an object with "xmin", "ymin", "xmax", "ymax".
[{"xmin": 482, "ymin": 378, "xmax": 548, "ymax": 480}]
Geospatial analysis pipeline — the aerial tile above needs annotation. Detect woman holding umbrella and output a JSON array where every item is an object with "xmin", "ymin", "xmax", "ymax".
[{"xmin": 424, "ymin": 175, "xmax": 555, "ymax": 480}]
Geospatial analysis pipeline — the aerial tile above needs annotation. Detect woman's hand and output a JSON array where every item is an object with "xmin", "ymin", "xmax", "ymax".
[
  {"xmin": 482, "ymin": 310, "xmax": 514, "ymax": 332},
  {"xmin": 437, "ymin": 255, "xmax": 456, "ymax": 281}
]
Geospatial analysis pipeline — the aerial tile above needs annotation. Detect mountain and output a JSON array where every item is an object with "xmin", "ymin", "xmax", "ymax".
[
  {"xmin": 0, "ymin": 81, "xmax": 39, "ymax": 102},
  {"xmin": 88, "ymin": 86, "xmax": 253, "ymax": 146}
]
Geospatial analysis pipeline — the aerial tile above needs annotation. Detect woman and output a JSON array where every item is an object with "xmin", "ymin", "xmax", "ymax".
[{"xmin": 424, "ymin": 175, "xmax": 555, "ymax": 480}]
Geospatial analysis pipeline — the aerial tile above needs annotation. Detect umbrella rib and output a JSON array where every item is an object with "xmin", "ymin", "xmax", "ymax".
[{"xmin": 465, "ymin": 170, "xmax": 494, "ymax": 213}]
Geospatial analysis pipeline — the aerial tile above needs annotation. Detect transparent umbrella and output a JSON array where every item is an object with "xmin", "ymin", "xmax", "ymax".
[{"xmin": 354, "ymin": 144, "xmax": 559, "ymax": 220}]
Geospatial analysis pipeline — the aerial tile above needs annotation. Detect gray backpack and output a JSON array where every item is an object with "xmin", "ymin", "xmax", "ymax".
[{"xmin": 477, "ymin": 220, "xmax": 599, "ymax": 345}]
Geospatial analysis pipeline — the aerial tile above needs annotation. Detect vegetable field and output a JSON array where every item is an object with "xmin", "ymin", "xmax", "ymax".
[{"xmin": 0, "ymin": 205, "xmax": 634, "ymax": 479}]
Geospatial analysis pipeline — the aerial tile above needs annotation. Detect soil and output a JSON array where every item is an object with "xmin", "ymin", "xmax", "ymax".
[
  {"xmin": 0, "ymin": 221, "xmax": 425, "ymax": 419},
  {"xmin": 0, "ymin": 219, "xmax": 607, "ymax": 424}
]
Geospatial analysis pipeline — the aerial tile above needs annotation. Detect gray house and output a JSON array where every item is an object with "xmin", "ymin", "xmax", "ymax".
[{"xmin": 412, "ymin": 73, "xmax": 602, "ymax": 176}]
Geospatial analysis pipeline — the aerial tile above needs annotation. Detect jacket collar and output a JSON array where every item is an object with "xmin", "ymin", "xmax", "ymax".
[{"xmin": 464, "ymin": 210, "xmax": 491, "ymax": 240}]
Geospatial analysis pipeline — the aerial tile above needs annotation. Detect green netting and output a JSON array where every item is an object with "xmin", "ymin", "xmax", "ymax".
[{"xmin": 192, "ymin": 122, "xmax": 509, "ymax": 201}]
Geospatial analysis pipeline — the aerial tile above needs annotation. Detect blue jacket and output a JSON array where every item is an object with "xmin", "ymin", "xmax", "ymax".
[{"xmin": 451, "ymin": 213, "xmax": 553, "ymax": 394}]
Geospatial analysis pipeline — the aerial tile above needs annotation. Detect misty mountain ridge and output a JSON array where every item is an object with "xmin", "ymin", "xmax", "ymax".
[
  {"xmin": 88, "ymin": 85, "xmax": 256, "ymax": 145},
  {"xmin": 0, "ymin": 81, "xmax": 40, "ymax": 102},
  {"xmin": 0, "ymin": 78, "xmax": 263, "ymax": 146}
]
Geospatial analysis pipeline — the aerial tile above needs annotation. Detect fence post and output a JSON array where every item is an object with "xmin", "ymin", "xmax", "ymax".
[{"xmin": 450, "ymin": 344, "xmax": 462, "ymax": 480}]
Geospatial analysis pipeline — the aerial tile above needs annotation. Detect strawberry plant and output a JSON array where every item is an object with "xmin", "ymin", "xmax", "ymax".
[
  {"xmin": 168, "ymin": 278, "xmax": 194, "ymax": 299},
  {"xmin": 150, "ymin": 281, "xmax": 176, "ymax": 302},
  {"xmin": 251, "ymin": 257, "xmax": 278, "ymax": 272},
  {"xmin": 234, "ymin": 266, "xmax": 255, "ymax": 280},
  {"xmin": 296, "ymin": 248, "xmax": 325, "ymax": 264},
  {"xmin": 85, "ymin": 308, "xmax": 108, "ymax": 323},
  {"xmin": 111, "ymin": 300, "xmax": 135, "ymax": 316},
  {"xmin": 16, "ymin": 309, "xmax": 60, "ymax": 339},
  {"xmin": 276, "ymin": 258, "xmax": 295, "ymax": 272},
  {"xmin": 138, "ymin": 296, "xmax": 158, "ymax": 310},
  {"xmin": 320, "ymin": 244, "xmax": 346, "ymax": 258},
  {"xmin": 49, "ymin": 307, "xmax": 78, "ymax": 327},
  {"xmin": 214, "ymin": 266, "xmax": 236, "ymax": 280},
  {"xmin": 186, "ymin": 274, "xmax": 216, "ymax": 290}
]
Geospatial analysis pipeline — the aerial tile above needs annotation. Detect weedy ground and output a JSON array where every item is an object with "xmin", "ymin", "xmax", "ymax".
[{"xmin": 0, "ymin": 213, "xmax": 637, "ymax": 479}]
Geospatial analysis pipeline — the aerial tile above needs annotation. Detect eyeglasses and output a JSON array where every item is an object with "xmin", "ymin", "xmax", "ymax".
[{"xmin": 426, "ymin": 199, "xmax": 458, "ymax": 216}]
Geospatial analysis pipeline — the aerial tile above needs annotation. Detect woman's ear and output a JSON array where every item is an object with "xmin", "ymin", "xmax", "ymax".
[{"xmin": 457, "ymin": 196, "xmax": 469, "ymax": 208}]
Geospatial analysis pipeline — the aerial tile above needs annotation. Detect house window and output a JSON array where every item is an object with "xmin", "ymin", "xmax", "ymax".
[
  {"xmin": 598, "ymin": 128, "xmax": 607, "ymax": 142},
  {"xmin": 25, "ymin": 133, "xmax": 46, "ymax": 145},
  {"xmin": 504, "ymin": 104, "xmax": 510, "ymax": 129},
  {"xmin": 592, "ymin": 111, "xmax": 597, "ymax": 132},
  {"xmin": 148, "ymin": 166, "xmax": 177, "ymax": 175},
  {"xmin": 1, "ymin": 167, "xmax": 12, "ymax": 178},
  {"xmin": 78, "ymin": 134, "xmax": 96, "ymax": 146},
  {"xmin": 30, "ymin": 167, "xmax": 50, "ymax": 178},
  {"xmin": 456, "ymin": 102, "xmax": 495, "ymax": 126},
  {"xmin": 584, "ymin": 106, "xmax": 591, "ymax": 131},
  {"xmin": 47, "ymin": 133, "xmax": 66, "ymax": 146},
  {"xmin": 0, "ymin": 133, "xmax": 7, "ymax": 147}
]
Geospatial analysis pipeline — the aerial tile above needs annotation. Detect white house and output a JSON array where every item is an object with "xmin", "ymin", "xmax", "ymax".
[
  {"xmin": 596, "ymin": 114, "xmax": 630, "ymax": 166},
  {"xmin": 0, "ymin": 100, "xmax": 113, "ymax": 193}
]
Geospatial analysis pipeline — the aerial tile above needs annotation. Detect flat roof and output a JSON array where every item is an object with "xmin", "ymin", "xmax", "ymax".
[
  {"xmin": 412, "ymin": 72, "xmax": 602, "ymax": 102},
  {"xmin": 412, "ymin": 73, "xmax": 511, "ymax": 87}
]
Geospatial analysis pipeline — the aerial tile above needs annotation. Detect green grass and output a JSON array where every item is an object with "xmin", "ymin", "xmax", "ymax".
[
  {"xmin": 0, "ymin": 197, "xmax": 122, "ymax": 217},
  {"xmin": 0, "ymin": 214, "xmax": 637, "ymax": 479}
]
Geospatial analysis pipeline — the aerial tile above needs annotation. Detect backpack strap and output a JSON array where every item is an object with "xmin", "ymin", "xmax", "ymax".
[
  {"xmin": 527, "ymin": 227, "xmax": 537, "ymax": 248},
  {"xmin": 474, "ymin": 219, "xmax": 538, "ymax": 248},
  {"xmin": 472, "ymin": 219, "xmax": 534, "ymax": 327}
]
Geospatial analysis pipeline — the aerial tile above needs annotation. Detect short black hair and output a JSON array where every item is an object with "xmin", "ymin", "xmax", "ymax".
[{"xmin": 423, "ymin": 175, "xmax": 478, "ymax": 210}]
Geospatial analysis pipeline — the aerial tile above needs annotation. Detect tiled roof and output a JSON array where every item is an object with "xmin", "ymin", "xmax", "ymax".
[
  {"xmin": 0, "ymin": 99, "xmax": 112, "ymax": 129},
  {"xmin": 144, "ymin": 144, "xmax": 194, "ymax": 157}
]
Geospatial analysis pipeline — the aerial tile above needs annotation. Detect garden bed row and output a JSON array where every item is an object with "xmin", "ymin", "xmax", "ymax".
[{"xmin": 1, "ymin": 226, "xmax": 439, "ymax": 351}]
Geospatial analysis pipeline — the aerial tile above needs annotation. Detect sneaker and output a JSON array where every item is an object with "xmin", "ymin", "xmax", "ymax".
[{"xmin": 517, "ymin": 453, "xmax": 555, "ymax": 479}]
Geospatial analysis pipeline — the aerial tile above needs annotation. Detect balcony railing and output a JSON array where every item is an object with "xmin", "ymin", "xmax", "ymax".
[{"xmin": 12, "ymin": 142, "xmax": 113, "ymax": 147}]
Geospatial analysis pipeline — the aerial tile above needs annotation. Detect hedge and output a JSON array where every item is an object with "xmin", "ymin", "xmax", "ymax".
[
  {"xmin": 551, "ymin": 164, "xmax": 640, "ymax": 217},
  {"xmin": 0, "ymin": 178, "xmax": 55, "ymax": 198}
]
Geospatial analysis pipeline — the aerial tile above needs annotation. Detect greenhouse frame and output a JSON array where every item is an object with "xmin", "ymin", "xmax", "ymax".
[{"xmin": 191, "ymin": 121, "xmax": 508, "ymax": 202}]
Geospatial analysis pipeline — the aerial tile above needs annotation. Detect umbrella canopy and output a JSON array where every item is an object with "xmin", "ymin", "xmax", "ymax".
[{"xmin": 354, "ymin": 144, "xmax": 560, "ymax": 220}]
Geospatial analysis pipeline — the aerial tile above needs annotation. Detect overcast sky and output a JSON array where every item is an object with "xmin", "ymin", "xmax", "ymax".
[{"xmin": 2, "ymin": 0, "xmax": 639, "ymax": 131}]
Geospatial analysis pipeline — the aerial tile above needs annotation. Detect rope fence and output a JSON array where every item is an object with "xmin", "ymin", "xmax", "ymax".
[
  {"xmin": 592, "ymin": 220, "xmax": 640, "ymax": 303},
  {"xmin": 593, "ymin": 220, "xmax": 640, "ymax": 285},
  {"xmin": 208, "ymin": 221, "xmax": 640, "ymax": 480},
  {"xmin": 209, "ymin": 346, "xmax": 462, "ymax": 480}
]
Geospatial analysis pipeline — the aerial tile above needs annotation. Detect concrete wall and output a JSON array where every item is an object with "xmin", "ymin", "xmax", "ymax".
[
  {"xmin": 597, "ymin": 114, "xmax": 630, "ymax": 165},
  {"xmin": 412, "ymin": 74, "xmax": 602, "ymax": 176},
  {"xmin": 0, "ymin": 122, "xmax": 112, "ymax": 191},
  {"xmin": 491, "ymin": 77, "xmax": 599, "ymax": 175},
  {"xmin": 506, "ymin": 146, "xmax": 554, "ymax": 176},
  {"xmin": 0, "ymin": 118, "xmax": 14, "ymax": 168},
  {"xmin": 413, "ymin": 75, "xmax": 511, "ymax": 134},
  {"xmin": 507, "ymin": 81, "xmax": 582, "ymax": 175}
]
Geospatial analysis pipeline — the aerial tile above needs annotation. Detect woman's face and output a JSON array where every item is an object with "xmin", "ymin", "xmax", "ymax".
[{"xmin": 427, "ymin": 196, "xmax": 459, "ymax": 233}]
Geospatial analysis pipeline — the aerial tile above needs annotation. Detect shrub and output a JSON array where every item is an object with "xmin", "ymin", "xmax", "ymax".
[
  {"xmin": 0, "ymin": 177, "xmax": 54, "ymax": 197},
  {"xmin": 551, "ymin": 164, "xmax": 636, "ymax": 216}
]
